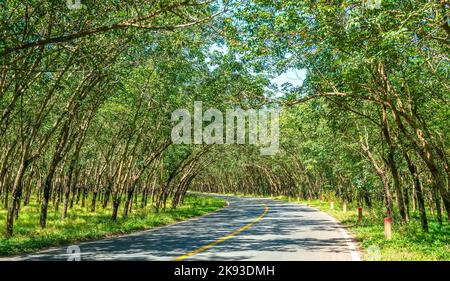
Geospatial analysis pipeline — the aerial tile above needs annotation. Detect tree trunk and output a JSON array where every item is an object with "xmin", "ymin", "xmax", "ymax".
[
  {"xmin": 402, "ymin": 150, "xmax": 428, "ymax": 229},
  {"xmin": 111, "ymin": 198, "xmax": 120, "ymax": 221},
  {"xmin": 5, "ymin": 155, "xmax": 31, "ymax": 237},
  {"xmin": 382, "ymin": 106, "xmax": 407, "ymax": 222}
]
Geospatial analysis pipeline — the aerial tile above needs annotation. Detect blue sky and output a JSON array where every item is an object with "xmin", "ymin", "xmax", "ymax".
[
  {"xmin": 270, "ymin": 68, "xmax": 305, "ymax": 89},
  {"xmin": 208, "ymin": 44, "xmax": 305, "ymax": 96}
]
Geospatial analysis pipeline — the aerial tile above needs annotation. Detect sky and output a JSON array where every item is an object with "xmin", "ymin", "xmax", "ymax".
[
  {"xmin": 208, "ymin": 44, "xmax": 305, "ymax": 97},
  {"xmin": 270, "ymin": 68, "xmax": 305, "ymax": 89}
]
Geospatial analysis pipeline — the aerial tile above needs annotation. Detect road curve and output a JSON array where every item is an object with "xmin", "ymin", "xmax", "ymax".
[{"xmin": 7, "ymin": 194, "xmax": 360, "ymax": 261}]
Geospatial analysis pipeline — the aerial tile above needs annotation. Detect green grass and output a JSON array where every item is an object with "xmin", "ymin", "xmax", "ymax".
[
  {"xmin": 296, "ymin": 199, "xmax": 450, "ymax": 261},
  {"xmin": 206, "ymin": 192, "xmax": 450, "ymax": 261},
  {"xmin": 0, "ymin": 194, "xmax": 226, "ymax": 256}
]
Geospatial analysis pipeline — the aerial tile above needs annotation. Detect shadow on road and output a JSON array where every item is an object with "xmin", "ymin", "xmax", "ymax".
[{"xmin": 18, "ymin": 195, "xmax": 354, "ymax": 261}]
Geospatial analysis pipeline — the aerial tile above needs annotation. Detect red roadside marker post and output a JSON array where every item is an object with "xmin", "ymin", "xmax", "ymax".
[
  {"xmin": 384, "ymin": 217, "xmax": 392, "ymax": 239},
  {"xmin": 358, "ymin": 207, "xmax": 363, "ymax": 222}
]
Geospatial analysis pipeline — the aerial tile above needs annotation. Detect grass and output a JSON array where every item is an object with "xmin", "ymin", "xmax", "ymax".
[
  {"xmin": 295, "ymin": 198, "xmax": 450, "ymax": 261},
  {"xmin": 210, "ymin": 192, "xmax": 450, "ymax": 261},
  {"xmin": 0, "ymin": 194, "xmax": 226, "ymax": 256}
]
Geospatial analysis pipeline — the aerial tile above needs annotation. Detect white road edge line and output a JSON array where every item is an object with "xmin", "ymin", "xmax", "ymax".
[
  {"xmin": 201, "ymin": 194, "xmax": 363, "ymax": 261},
  {"xmin": 323, "ymin": 213, "xmax": 361, "ymax": 261}
]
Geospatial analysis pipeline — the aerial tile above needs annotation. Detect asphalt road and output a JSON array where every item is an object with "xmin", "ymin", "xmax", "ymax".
[{"xmin": 7, "ymin": 194, "xmax": 360, "ymax": 261}]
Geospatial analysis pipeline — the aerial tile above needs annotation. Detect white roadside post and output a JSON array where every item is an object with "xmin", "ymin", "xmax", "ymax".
[{"xmin": 384, "ymin": 217, "xmax": 392, "ymax": 240}]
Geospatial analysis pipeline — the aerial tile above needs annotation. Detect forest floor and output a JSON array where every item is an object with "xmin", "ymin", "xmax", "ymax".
[
  {"xmin": 218, "ymin": 193, "xmax": 450, "ymax": 261},
  {"xmin": 0, "ymin": 195, "xmax": 226, "ymax": 256}
]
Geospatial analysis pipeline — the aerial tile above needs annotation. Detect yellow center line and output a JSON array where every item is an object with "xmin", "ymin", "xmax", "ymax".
[{"xmin": 174, "ymin": 205, "xmax": 269, "ymax": 261}]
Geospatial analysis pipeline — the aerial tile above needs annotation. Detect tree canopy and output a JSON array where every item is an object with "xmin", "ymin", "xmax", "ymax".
[{"xmin": 0, "ymin": 0, "xmax": 448, "ymax": 239}]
